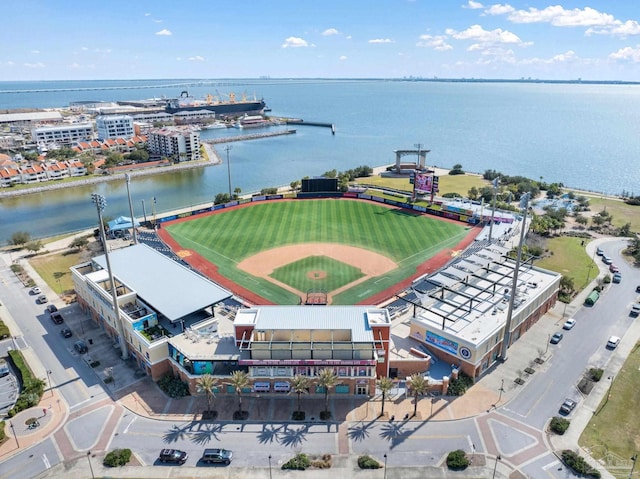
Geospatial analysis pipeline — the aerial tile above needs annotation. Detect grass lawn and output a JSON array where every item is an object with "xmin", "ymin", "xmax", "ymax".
[
  {"xmin": 535, "ymin": 236, "xmax": 596, "ymax": 290},
  {"xmin": 166, "ymin": 200, "xmax": 467, "ymax": 304},
  {"xmin": 355, "ymin": 173, "xmax": 487, "ymax": 197},
  {"xmin": 579, "ymin": 194, "xmax": 640, "ymax": 231},
  {"xmin": 579, "ymin": 342, "xmax": 640, "ymax": 471},
  {"xmin": 30, "ymin": 249, "xmax": 87, "ymax": 294}
]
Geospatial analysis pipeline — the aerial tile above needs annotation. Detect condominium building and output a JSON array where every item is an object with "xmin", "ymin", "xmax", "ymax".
[
  {"xmin": 147, "ymin": 128, "xmax": 200, "ymax": 162},
  {"xmin": 95, "ymin": 115, "xmax": 135, "ymax": 140},
  {"xmin": 31, "ymin": 122, "xmax": 94, "ymax": 146}
]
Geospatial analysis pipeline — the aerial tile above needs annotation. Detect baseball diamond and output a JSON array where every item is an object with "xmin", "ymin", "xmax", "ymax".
[{"xmin": 160, "ymin": 198, "xmax": 478, "ymax": 305}]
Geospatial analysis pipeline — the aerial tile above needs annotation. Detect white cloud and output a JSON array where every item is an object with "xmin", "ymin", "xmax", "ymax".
[
  {"xmin": 346, "ymin": 35, "xmax": 352, "ymax": 40},
  {"xmin": 368, "ymin": 38, "xmax": 394, "ymax": 44},
  {"xmin": 446, "ymin": 24, "xmax": 523, "ymax": 45},
  {"xmin": 339, "ymin": 55, "xmax": 347, "ymax": 61},
  {"xmin": 484, "ymin": 4, "xmax": 514, "ymax": 16},
  {"xmin": 94, "ymin": 48, "xmax": 112, "ymax": 54},
  {"xmin": 322, "ymin": 28, "xmax": 339, "ymax": 36},
  {"xmin": 188, "ymin": 56, "xmax": 205, "ymax": 62},
  {"xmin": 520, "ymin": 50, "xmax": 579, "ymax": 65},
  {"xmin": 24, "ymin": 62, "xmax": 45, "ymax": 69},
  {"xmin": 587, "ymin": 20, "xmax": 640, "ymax": 38},
  {"xmin": 609, "ymin": 46, "xmax": 640, "ymax": 62},
  {"xmin": 144, "ymin": 13, "xmax": 151, "ymax": 17},
  {"xmin": 282, "ymin": 36, "xmax": 309, "ymax": 48},
  {"xmin": 81, "ymin": 47, "xmax": 89, "ymax": 51},
  {"xmin": 465, "ymin": 1, "xmax": 484, "ymax": 9},
  {"xmin": 417, "ymin": 34, "xmax": 453, "ymax": 51},
  {"xmin": 155, "ymin": 29, "xmax": 172, "ymax": 36},
  {"xmin": 69, "ymin": 62, "xmax": 81, "ymax": 69},
  {"xmin": 486, "ymin": 4, "xmax": 617, "ymax": 27}
]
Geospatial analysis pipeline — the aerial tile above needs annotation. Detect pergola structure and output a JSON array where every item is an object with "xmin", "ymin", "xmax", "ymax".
[{"xmin": 393, "ymin": 148, "xmax": 430, "ymax": 173}]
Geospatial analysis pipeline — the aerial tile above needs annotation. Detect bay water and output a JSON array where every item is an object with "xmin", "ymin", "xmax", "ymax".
[{"xmin": 1, "ymin": 79, "xmax": 639, "ymax": 244}]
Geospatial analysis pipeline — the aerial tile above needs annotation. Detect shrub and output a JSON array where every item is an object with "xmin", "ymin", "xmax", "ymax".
[
  {"xmin": 358, "ymin": 455, "xmax": 382, "ymax": 469},
  {"xmin": 103, "ymin": 448, "xmax": 132, "ymax": 467},
  {"xmin": 292, "ymin": 410, "xmax": 305, "ymax": 421},
  {"xmin": 561, "ymin": 450, "xmax": 601, "ymax": 478},
  {"xmin": 550, "ymin": 416, "xmax": 570, "ymax": 435},
  {"xmin": 320, "ymin": 410, "xmax": 332, "ymax": 420},
  {"xmin": 0, "ymin": 421, "xmax": 5, "ymax": 442},
  {"xmin": 7, "ymin": 350, "xmax": 44, "ymax": 417},
  {"xmin": 0, "ymin": 320, "xmax": 10, "ymax": 340},
  {"xmin": 588, "ymin": 368, "xmax": 603, "ymax": 382},
  {"xmin": 282, "ymin": 453, "xmax": 311, "ymax": 470},
  {"xmin": 311, "ymin": 454, "xmax": 332, "ymax": 469},
  {"xmin": 446, "ymin": 449, "xmax": 470, "ymax": 470},
  {"xmin": 442, "ymin": 192, "xmax": 462, "ymax": 198},
  {"xmin": 157, "ymin": 373, "xmax": 190, "ymax": 398},
  {"xmin": 447, "ymin": 372, "xmax": 474, "ymax": 396}
]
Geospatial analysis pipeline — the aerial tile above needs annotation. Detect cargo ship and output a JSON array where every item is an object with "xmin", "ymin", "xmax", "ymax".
[{"xmin": 165, "ymin": 91, "xmax": 266, "ymax": 117}]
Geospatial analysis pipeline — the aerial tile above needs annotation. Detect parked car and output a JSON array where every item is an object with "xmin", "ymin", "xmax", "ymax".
[
  {"xmin": 158, "ymin": 449, "xmax": 188, "ymax": 464},
  {"xmin": 46, "ymin": 304, "xmax": 58, "ymax": 313},
  {"xmin": 0, "ymin": 359, "xmax": 10, "ymax": 378},
  {"xmin": 37, "ymin": 294, "xmax": 48, "ymax": 304},
  {"xmin": 602, "ymin": 255, "xmax": 613, "ymax": 265},
  {"xmin": 631, "ymin": 305, "xmax": 640, "ymax": 317},
  {"xmin": 201, "ymin": 448, "xmax": 233, "ymax": 465},
  {"xmin": 612, "ymin": 272, "xmax": 622, "ymax": 283},
  {"xmin": 30, "ymin": 286, "xmax": 41, "ymax": 295},
  {"xmin": 596, "ymin": 247, "xmax": 603, "ymax": 256},
  {"xmin": 559, "ymin": 398, "xmax": 577, "ymax": 415},
  {"xmin": 60, "ymin": 327, "xmax": 72, "ymax": 338},
  {"xmin": 562, "ymin": 318, "xmax": 577, "ymax": 330},
  {"xmin": 50, "ymin": 312, "xmax": 63, "ymax": 324},
  {"xmin": 74, "ymin": 340, "xmax": 88, "ymax": 354},
  {"xmin": 606, "ymin": 336, "xmax": 621, "ymax": 349},
  {"xmin": 550, "ymin": 332, "xmax": 564, "ymax": 344},
  {"xmin": 609, "ymin": 264, "xmax": 619, "ymax": 273},
  {"xmin": 636, "ymin": 285, "xmax": 640, "ymax": 293}
]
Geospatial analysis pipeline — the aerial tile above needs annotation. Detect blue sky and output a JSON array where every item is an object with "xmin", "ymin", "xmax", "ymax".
[{"xmin": 2, "ymin": 0, "xmax": 639, "ymax": 81}]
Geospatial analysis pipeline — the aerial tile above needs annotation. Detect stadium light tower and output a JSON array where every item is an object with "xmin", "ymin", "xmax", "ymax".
[
  {"xmin": 225, "ymin": 145, "xmax": 233, "ymax": 199},
  {"xmin": 499, "ymin": 192, "xmax": 530, "ymax": 361},
  {"xmin": 91, "ymin": 193, "xmax": 128, "ymax": 360}
]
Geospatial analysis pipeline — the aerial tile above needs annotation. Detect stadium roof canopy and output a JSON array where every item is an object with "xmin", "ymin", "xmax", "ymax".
[{"xmin": 93, "ymin": 243, "xmax": 231, "ymax": 322}]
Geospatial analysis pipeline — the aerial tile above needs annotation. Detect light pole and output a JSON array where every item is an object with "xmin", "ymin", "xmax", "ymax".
[
  {"xmin": 141, "ymin": 199, "xmax": 147, "ymax": 224},
  {"xmin": 268, "ymin": 454, "xmax": 272, "ymax": 479},
  {"xmin": 46, "ymin": 370, "xmax": 52, "ymax": 397},
  {"xmin": 500, "ymin": 193, "xmax": 530, "ymax": 361},
  {"xmin": 9, "ymin": 421, "xmax": 19, "ymax": 448},
  {"xmin": 498, "ymin": 378, "xmax": 504, "ymax": 403},
  {"xmin": 225, "ymin": 145, "xmax": 233, "ymax": 199},
  {"xmin": 124, "ymin": 174, "xmax": 138, "ymax": 244},
  {"xmin": 492, "ymin": 455, "xmax": 501, "ymax": 478},
  {"xmin": 488, "ymin": 177, "xmax": 499, "ymax": 242},
  {"xmin": 629, "ymin": 453, "xmax": 637, "ymax": 479},
  {"xmin": 414, "ymin": 143, "xmax": 423, "ymax": 169},
  {"xmin": 87, "ymin": 451, "xmax": 95, "ymax": 479},
  {"xmin": 383, "ymin": 453, "xmax": 388, "ymax": 479},
  {"xmin": 91, "ymin": 193, "xmax": 128, "ymax": 360}
]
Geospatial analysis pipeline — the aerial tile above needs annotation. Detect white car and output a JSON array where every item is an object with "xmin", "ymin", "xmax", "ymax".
[
  {"xmin": 30, "ymin": 286, "xmax": 41, "ymax": 295},
  {"xmin": 606, "ymin": 336, "xmax": 621, "ymax": 349},
  {"xmin": 562, "ymin": 318, "xmax": 577, "ymax": 330}
]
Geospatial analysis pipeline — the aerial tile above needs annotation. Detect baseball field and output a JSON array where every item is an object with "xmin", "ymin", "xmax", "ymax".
[{"xmin": 163, "ymin": 199, "xmax": 472, "ymax": 305}]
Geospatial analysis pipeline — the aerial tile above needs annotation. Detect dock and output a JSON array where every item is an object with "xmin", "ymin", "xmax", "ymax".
[
  {"xmin": 284, "ymin": 118, "xmax": 335, "ymax": 134},
  {"xmin": 203, "ymin": 129, "xmax": 296, "ymax": 144}
]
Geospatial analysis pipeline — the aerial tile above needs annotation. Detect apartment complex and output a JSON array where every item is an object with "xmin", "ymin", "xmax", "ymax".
[
  {"xmin": 31, "ymin": 122, "xmax": 94, "ymax": 147},
  {"xmin": 147, "ymin": 128, "xmax": 201, "ymax": 162},
  {"xmin": 95, "ymin": 115, "xmax": 135, "ymax": 140}
]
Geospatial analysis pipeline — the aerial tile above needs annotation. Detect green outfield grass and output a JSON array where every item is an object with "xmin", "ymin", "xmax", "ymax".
[
  {"xmin": 271, "ymin": 256, "xmax": 364, "ymax": 293},
  {"xmin": 166, "ymin": 199, "xmax": 467, "ymax": 304}
]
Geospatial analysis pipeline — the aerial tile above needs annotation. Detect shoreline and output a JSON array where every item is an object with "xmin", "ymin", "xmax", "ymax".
[{"xmin": 0, "ymin": 143, "xmax": 223, "ymax": 199}]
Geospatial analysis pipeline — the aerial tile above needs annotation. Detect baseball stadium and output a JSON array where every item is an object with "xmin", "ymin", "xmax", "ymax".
[{"xmin": 157, "ymin": 197, "xmax": 480, "ymax": 307}]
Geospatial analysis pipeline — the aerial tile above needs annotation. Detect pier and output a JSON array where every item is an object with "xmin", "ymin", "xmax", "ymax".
[
  {"xmin": 203, "ymin": 129, "xmax": 296, "ymax": 144},
  {"xmin": 284, "ymin": 118, "xmax": 335, "ymax": 134}
]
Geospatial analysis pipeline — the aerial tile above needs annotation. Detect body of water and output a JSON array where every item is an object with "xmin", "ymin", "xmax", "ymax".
[{"xmin": 1, "ymin": 79, "xmax": 639, "ymax": 244}]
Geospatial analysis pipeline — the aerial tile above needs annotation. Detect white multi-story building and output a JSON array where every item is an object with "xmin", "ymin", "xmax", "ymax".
[
  {"xmin": 31, "ymin": 123, "xmax": 94, "ymax": 146},
  {"xmin": 147, "ymin": 128, "xmax": 200, "ymax": 162},
  {"xmin": 95, "ymin": 115, "xmax": 135, "ymax": 140}
]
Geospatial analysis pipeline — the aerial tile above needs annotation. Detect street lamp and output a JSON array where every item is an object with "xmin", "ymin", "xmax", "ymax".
[
  {"xmin": 225, "ymin": 145, "xmax": 233, "ymax": 199},
  {"xmin": 414, "ymin": 143, "xmax": 423, "ymax": 169},
  {"xmin": 629, "ymin": 453, "xmax": 637, "ymax": 479},
  {"xmin": 497, "ymin": 378, "xmax": 505, "ymax": 403},
  {"xmin": 268, "ymin": 454, "xmax": 272, "ymax": 479},
  {"xmin": 46, "ymin": 370, "xmax": 52, "ymax": 397},
  {"xmin": 492, "ymin": 454, "xmax": 501, "ymax": 478},
  {"xmin": 383, "ymin": 453, "xmax": 388, "ymax": 479},
  {"xmin": 500, "ymin": 193, "xmax": 530, "ymax": 361},
  {"xmin": 9, "ymin": 421, "xmax": 19, "ymax": 448},
  {"xmin": 124, "ymin": 174, "xmax": 138, "ymax": 245},
  {"xmin": 488, "ymin": 177, "xmax": 499, "ymax": 242},
  {"xmin": 91, "ymin": 193, "xmax": 128, "ymax": 360},
  {"xmin": 87, "ymin": 451, "xmax": 95, "ymax": 479}
]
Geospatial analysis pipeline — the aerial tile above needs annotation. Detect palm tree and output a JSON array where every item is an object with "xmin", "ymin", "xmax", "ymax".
[
  {"xmin": 228, "ymin": 370, "xmax": 250, "ymax": 414},
  {"xmin": 407, "ymin": 373, "xmax": 430, "ymax": 418},
  {"xmin": 377, "ymin": 376, "xmax": 394, "ymax": 417},
  {"xmin": 316, "ymin": 368, "xmax": 339, "ymax": 416},
  {"xmin": 195, "ymin": 374, "xmax": 219, "ymax": 414},
  {"xmin": 290, "ymin": 375, "xmax": 311, "ymax": 415}
]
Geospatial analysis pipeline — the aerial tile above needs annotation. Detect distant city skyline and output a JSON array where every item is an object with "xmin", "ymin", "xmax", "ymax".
[{"xmin": 2, "ymin": 0, "xmax": 639, "ymax": 82}]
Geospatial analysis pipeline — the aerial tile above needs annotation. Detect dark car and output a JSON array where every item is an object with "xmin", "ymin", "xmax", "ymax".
[
  {"xmin": 201, "ymin": 448, "xmax": 233, "ymax": 465},
  {"xmin": 158, "ymin": 448, "xmax": 188, "ymax": 464},
  {"xmin": 46, "ymin": 304, "xmax": 58, "ymax": 313},
  {"xmin": 51, "ymin": 312, "xmax": 64, "ymax": 324},
  {"xmin": 550, "ymin": 332, "xmax": 564, "ymax": 344},
  {"xmin": 559, "ymin": 398, "xmax": 577, "ymax": 415},
  {"xmin": 636, "ymin": 285, "xmax": 640, "ymax": 293},
  {"xmin": 74, "ymin": 340, "xmax": 88, "ymax": 354},
  {"xmin": 60, "ymin": 327, "xmax": 72, "ymax": 338}
]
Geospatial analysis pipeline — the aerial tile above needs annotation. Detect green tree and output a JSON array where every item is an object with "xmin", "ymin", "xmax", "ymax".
[
  {"xmin": 214, "ymin": 193, "xmax": 230, "ymax": 205},
  {"xmin": 233, "ymin": 187, "xmax": 242, "ymax": 200},
  {"xmin": 227, "ymin": 370, "xmax": 250, "ymax": 413},
  {"xmin": 196, "ymin": 374, "xmax": 219, "ymax": 413},
  {"xmin": 407, "ymin": 373, "xmax": 430, "ymax": 418},
  {"xmin": 25, "ymin": 240, "xmax": 43, "ymax": 254},
  {"xmin": 69, "ymin": 237, "xmax": 89, "ymax": 250},
  {"xmin": 290, "ymin": 180, "xmax": 301, "ymax": 191},
  {"xmin": 316, "ymin": 368, "xmax": 339, "ymax": 414},
  {"xmin": 290, "ymin": 374, "xmax": 311, "ymax": 413},
  {"xmin": 376, "ymin": 376, "xmax": 394, "ymax": 417},
  {"xmin": 9, "ymin": 231, "xmax": 31, "ymax": 247}
]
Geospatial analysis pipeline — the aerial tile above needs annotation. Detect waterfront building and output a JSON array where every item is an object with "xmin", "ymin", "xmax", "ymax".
[
  {"xmin": 31, "ymin": 122, "xmax": 94, "ymax": 147},
  {"xmin": 0, "ymin": 111, "xmax": 63, "ymax": 128},
  {"xmin": 147, "ymin": 128, "xmax": 200, "ymax": 162},
  {"xmin": 95, "ymin": 115, "xmax": 135, "ymax": 140}
]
